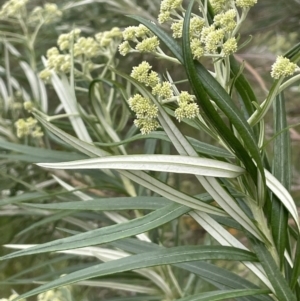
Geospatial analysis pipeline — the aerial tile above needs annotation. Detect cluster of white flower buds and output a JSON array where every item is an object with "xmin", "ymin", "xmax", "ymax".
[
  {"xmin": 0, "ymin": 0, "xmax": 62, "ymax": 24},
  {"xmin": 14, "ymin": 117, "xmax": 43, "ymax": 138},
  {"xmin": 127, "ymin": 61, "xmax": 200, "ymax": 134},
  {"xmin": 40, "ymin": 27, "xmax": 123, "ymax": 81},
  {"xmin": 118, "ymin": 24, "xmax": 160, "ymax": 56},
  {"xmin": 0, "ymin": 0, "xmax": 28, "ymax": 18},
  {"xmin": 28, "ymin": 3, "xmax": 62, "ymax": 24},
  {"xmin": 270, "ymin": 56, "xmax": 298, "ymax": 79}
]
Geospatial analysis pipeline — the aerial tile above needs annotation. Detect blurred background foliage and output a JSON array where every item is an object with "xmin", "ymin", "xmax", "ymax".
[{"xmin": 0, "ymin": 0, "xmax": 299, "ymax": 299}]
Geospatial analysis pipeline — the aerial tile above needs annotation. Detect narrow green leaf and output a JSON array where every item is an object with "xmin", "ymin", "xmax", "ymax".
[
  {"xmin": 23, "ymin": 196, "xmax": 171, "ymax": 211},
  {"xmin": 16, "ymin": 211, "xmax": 73, "ymax": 237},
  {"xmin": 33, "ymin": 115, "xmax": 225, "ymax": 215},
  {"xmin": 113, "ymin": 238, "xmax": 273, "ymax": 301},
  {"xmin": 271, "ymin": 92, "xmax": 290, "ymax": 267},
  {"xmin": 50, "ymin": 73, "xmax": 93, "ymax": 143},
  {"xmin": 290, "ymin": 234, "xmax": 300, "ymax": 289},
  {"xmin": 251, "ymin": 239, "xmax": 297, "ymax": 301},
  {"xmin": 37, "ymin": 154, "xmax": 245, "ymax": 178},
  {"xmin": 94, "ymin": 131, "xmax": 234, "ymax": 159},
  {"xmin": 19, "ymin": 61, "xmax": 48, "ymax": 112},
  {"xmin": 284, "ymin": 42, "xmax": 300, "ymax": 62},
  {"xmin": 14, "ymin": 246, "xmax": 258, "ymax": 300},
  {"xmin": 175, "ymin": 289, "xmax": 270, "ymax": 301},
  {"xmin": 265, "ymin": 169, "xmax": 299, "ymax": 231},
  {"xmin": 229, "ymin": 56, "xmax": 258, "ymax": 117},
  {"xmin": 1, "ymin": 203, "xmax": 190, "ymax": 260},
  {"xmin": 0, "ymin": 139, "xmax": 87, "ymax": 162},
  {"xmin": 100, "ymin": 297, "xmax": 160, "ymax": 301}
]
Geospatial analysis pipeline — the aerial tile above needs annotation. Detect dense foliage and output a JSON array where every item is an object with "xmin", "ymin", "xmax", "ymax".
[{"xmin": 0, "ymin": 0, "xmax": 300, "ymax": 300}]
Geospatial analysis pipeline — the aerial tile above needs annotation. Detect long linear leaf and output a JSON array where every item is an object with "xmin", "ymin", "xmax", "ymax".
[
  {"xmin": 271, "ymin": 92, "xmax": 290, "ymax": 267},
  {"xmin": 229, "ymin": 56, "xmax": 259, "ymax": 117},
  {"xmin": 113, "ymin": 238, "xmax": 273, "ymax": 301},
  {"xmin": 94, "ymin": 131, "xmax": 234, "ymax": 158},
  {"xmin": 36, "ymin": 154, "xmax": 245, "ymax": 178},
  {"xmin": 23, "ymin": 196, "xmax": 171, "ymax": 211},
  {"xmin": 190, "ymin": 211, "xmax": 272, "ymax": 290},
  {"xmin": 265, "ymin": 169, "xmax": 300, "ymax": 231},
  {"xmin": 251, "ymin": 239, "xmax": 297, "ymax": 301},
  {"xmin": 290, "ymin": 233, "xmax": 300, "ymax": 289},
  {"xmin": 14, "ymin": 246, "xmax": 258, "ymax": 300},
  {"xmin": 0, "ymin": 139, "xmax": 86, "ymax": 162},
  {"xmin": 50, "ymin": 72, "xmax": 92, "ymax": 143},
  {"xmin": 175, "ymin": 289, "xmax": 270, "ymax": 301},
  {"xmin": 34, "ymin": 114, "xmax": 225, "ymax": 215},
  {"xmin": 0, "ymin": 203, "xmax": 190, "ymax": 260}
]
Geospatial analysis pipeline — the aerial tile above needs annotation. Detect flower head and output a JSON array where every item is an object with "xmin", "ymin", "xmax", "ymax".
[
  {"xmin": 135, "ymin": 36, "xmax": 160, "ymax": 53},
  {"xmin": 158, "ymin": 10, "xmax": 171, "ymax": 24},
  {"xmin": 160, "ymin": 0, "xmax": 182, "ymax": 11},
  {"xmin": 123, "ymin": 26, "xmax": 138, "ymax": 41},
  {"xmin": 0, "ymin": 0, "xmax": 28, "ymax": 18},
  {"xmin": 210, "ymin": 0, "xmax": 228, "ymax": 13},
  {"xmin": 134, "ymin": 119, "xmax": 160, "ymax": 135},
  {"xmin": 57, "ymin": 29, "xmax": 81, "ymax": 51},
  {"xmin": 118, "ymin": 41, "xmax": 132, "ymax": 56},
  {"xmin": 271, "ymin": 56, "xmax": 298, "ymax": 79},
  {"xmin": 190, "ymin": 38, "xmax": 204, "ymax": 59},
  {"xmin": 214, "ymin": 9, "xmax": 236, "ymax": 32},
  {"xmin": 175, "ymin": 91, "xmax": 199, "ymax": 122},
  {"xmin": 128, "ymin": 94, "xmax": 158, "ymax": 119},
  {"xmin": 15, "ymin": 117, "xmax": 43, "ymax": 138},
  {"xmin": 135, "ymin": 24, "xmax": 151, "ymax": 38},
  {"xmin": 190, "ymin": 17, "xmax": 206, "ymax": 37},
  {"xmin": 202, "ymin": 27, "xmax": 225, "ymax": 54},
  {"xmin": 171, "ymin": 20, "xmax": 184, "ymax": 38},
  {"xmin": 235, "ymin": 0, "xmax": 257, "ymax": 8},
  {"xmin": 95, "ymin": 27, "xmax": 122, "ymax": 47},
  {"xmin": 222, "ymin": 37, "xmax": 238, "ymax": 55},
  {"xmin": 74, "ymin": 37, "xmax": 99, "ymax": 58},
  {"xmin": 152, "ymin": 82, "xmax": 173, "ymax": 99},
  {"xmin": 130, "ymin": 61, "xmax": 152, "ymax": 84},
  {"xmin": 39, "ymin": 68, "xmax": 52, "ymax": 81},
  {"xmin": 128, "ymin": 94, "xmax": 159, "ymax": 135}
]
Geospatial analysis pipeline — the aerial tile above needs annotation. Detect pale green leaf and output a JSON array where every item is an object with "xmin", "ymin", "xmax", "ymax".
[{"xmin": 36, "ymin": 154, "xmax": 245, "ymax": 178}]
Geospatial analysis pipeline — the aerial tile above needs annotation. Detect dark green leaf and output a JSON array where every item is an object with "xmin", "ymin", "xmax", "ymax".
[
  {"xmin": 271, "ymin": 92, "xmax": 290, "ymax": 268},
  {"xmin": 290, "ymin": 233, "xmax": 300, "ymax": 290},
  {"xmin": 251, "ymin": 239, "xmax": 296, "ymax": 301}
]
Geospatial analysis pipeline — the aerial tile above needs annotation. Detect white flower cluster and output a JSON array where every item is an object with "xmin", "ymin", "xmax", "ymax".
[
  {"xmin": 15, "ymin": 117, "xmax": 43, "ymax": 138},
  {"xmin": 170, "ymin": 10, "xmax": 238, "ymax": 59},
  {"xmin": 118, "ymin": 24, "xmax": 160, "ymax": 56},
  {"xmin": 28, "ymin": 3, "xmax": 62, "ymax": 24},
  {"xmin": 40, "ymin": 27, "xmax": 123, "ymax": 81},
  {"xmin": 271, "ymin": 56, "xmax": 298, "ymax": 79},
  {"xmin": 0, "ymin": 0, "xmax": 28, "ymax": 18}
]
